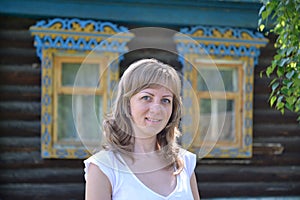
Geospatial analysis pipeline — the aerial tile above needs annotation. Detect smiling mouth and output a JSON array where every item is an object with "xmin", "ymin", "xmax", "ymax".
[{"xmin": 145, "ymin": 117, "xmax": 161, "ymax": 123}]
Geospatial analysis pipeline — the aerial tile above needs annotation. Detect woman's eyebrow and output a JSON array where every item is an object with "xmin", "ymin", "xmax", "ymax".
[
  {"xmin": 162, "ymin": 94, "xmax": 173, "ymax": 98},
  {"xmin": 140, "ymin": 91, "xmax": 154, "ymax": 96},
  {"xmin": 140, "ymin": 91, "xmax": 173, "ymax": 98}
]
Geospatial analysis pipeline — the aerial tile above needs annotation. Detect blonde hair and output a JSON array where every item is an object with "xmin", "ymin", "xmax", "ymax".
[{"xmin": 103, "ymin": 58, "xmax": 183, "ymax": 174}]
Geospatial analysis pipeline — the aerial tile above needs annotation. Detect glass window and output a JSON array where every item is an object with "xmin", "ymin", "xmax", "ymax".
[
  {"xmin": 56, "ymin": 94, "xmax": 103, "ymax": 144},
  {"xmin": 53, "ymin": 56, "xmax": 107, "ymax": 150},
  {"xmin": 30, "ymin": 18, "xmax": 133, "ymax": 158},
  {"xmin": 175, "ymin": 25, "xmax": 268, "ymax": 158},
  {"xmin": 180, "ymin": 58, "xmax": 247, "ymax": 158}
]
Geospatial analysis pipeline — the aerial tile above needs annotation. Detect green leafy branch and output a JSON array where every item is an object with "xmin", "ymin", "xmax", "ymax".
[{"xmin": 258, "ymin": 0, "xmax": 300, "ymax": 121}]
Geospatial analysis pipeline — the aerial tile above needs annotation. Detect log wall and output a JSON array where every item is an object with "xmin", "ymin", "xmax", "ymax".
[{"xmin": 0, "ymin": 15, "xmax": 299, "ymax": 199}]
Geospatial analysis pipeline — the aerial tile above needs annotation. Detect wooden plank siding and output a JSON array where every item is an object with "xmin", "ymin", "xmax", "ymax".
[
  {"xmin": 0, "ymin": 15, "xmax": 299, "ymax": 200},
  {"xmin": 0, "ymin": 15, "xmax": 85, "ymax": 200}
]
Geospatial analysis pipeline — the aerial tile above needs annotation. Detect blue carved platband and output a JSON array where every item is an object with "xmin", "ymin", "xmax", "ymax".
[
  {"xmin": 174, "ymin": 25, "xmax": 268, "ymax": 66},
  {"xmin": 180, "ymin": 25, "xmax": 266, "ymax": 39},
  {"xmin": 30, "ymin": 18, "xmax": 134, "ymax": 60},
  {"xmin": 34, "ymin": 18, "xmax": 130, "ymax": 33}
]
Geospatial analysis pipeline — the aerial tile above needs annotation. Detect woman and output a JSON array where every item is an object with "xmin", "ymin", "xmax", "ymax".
[{"xmin": 84, "ymin": 58, "xmax": 200, "ymax": 200}]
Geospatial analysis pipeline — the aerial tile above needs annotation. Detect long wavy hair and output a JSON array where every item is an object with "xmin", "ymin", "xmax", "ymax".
[{"xmin": 103, "ymin": 58, "xmax": 183, "ymax": 174}]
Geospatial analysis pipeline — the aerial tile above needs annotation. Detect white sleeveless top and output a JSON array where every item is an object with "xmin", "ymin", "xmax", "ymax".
[{"xmin": 84, "ymin": 149, "xmax": 197, "ymax": 200}]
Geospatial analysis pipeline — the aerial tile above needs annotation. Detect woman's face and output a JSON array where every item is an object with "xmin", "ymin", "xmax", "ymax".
[{"xmin": 129, "ymin": 84, "xmax": 173, "ymax": 139}]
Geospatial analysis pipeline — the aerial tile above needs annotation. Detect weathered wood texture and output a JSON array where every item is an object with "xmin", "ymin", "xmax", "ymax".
[
  {"xmin": 0, "ymin": 15, "xmax": 299, "ymax": 200},
  {"xmin": 0, "ymin": 15, "xmax": 84, "ymax": 200}
]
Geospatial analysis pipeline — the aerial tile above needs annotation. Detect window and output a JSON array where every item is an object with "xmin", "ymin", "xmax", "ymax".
[
  {"xmin": 174, "ymin": 26, "xmax": 268, "ymax": 158},
  {"xmin": 30, "ymin": 18, "xmax": 133, "ymax": 158},
  {"xmin": 54, "ymin": 56, "xmax": 106, "ymax": 148}
]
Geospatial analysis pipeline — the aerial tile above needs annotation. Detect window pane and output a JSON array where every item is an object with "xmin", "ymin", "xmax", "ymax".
[
  {"xmin": 57, "ymin": 94, "xmax": 103, "ymax": 143},
  {"xmin": 197, "ymin": 67, "xmax": 238, "ymax": 91},
  {"xmin": 199, "ymin": 99, "xmax": 235, "ymax": 142},
  {"xmin": 62, "ymin": 63, "xmax": 100, "ymax": 87},
  {"xmin": 57, "ymin": 95, "xmax": 77, "ymax": 141}
]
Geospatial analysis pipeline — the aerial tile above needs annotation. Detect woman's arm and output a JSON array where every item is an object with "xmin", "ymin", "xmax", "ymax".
[
  {"xmin": 190, "ymin": 172, "xmax": 200, "ymax": 200},
  {"xmin": 85, "ymin": 163, "xmax": 112, "ymax": 200}
]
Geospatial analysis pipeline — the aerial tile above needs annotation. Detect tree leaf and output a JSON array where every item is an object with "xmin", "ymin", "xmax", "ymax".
[
  {"xmin": 258, "ymin": 0, "xmax": 300, "ymax": 120},
  {"xmin": 262, "ymin": 10, "xmax": 269, "ymax": 20},
  {"xmin": 259, "ymin": 24, "xmax": 265, "ymax": 32},
  {"xmin": 266, "ymin": 66, "xmax": 274, "ymax": 77},
  {"xmin": 287, "ymin": 81, "xmax": 294, "ymax": 89},
  {"xmin": 259, "ymin": 4, "xmax": 266, "ymax": 16},
  {"xmin": 286, "ymin": 96, "xmax": 294, "ymax": 105},
  {"xmin": 286, "ymin": 70, "xmax": 295, "ymax": 79},
  {"xmin": 277, "ymin": 67, "xmax": 284, "ymax": 77},
  {"xmin": 272, "ymin": 81, "xmax": 279, "ymax": 91},
  {"xmin": 278, "ymin": 95, "xmax": 284, "ymax": 103},
  {"xmin": 270, "ymin": 95, "xmax": 277, "ymax": 107}
]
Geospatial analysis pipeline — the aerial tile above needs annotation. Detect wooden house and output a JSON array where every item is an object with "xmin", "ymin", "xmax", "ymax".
[{"xmin": 0, "ymin": 0, "xmax": 299, "ymax": 199}]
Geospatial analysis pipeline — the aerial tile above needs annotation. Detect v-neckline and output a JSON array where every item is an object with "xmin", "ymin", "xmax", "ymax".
[{"xmin": 117, "ymin": 153, "xmax": 179, "ymax": 199}]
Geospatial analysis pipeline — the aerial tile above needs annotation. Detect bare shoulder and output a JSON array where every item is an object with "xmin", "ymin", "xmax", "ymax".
[{"xmin": 85, "ymin": 163, "xmax": 112, "ymax": 200}]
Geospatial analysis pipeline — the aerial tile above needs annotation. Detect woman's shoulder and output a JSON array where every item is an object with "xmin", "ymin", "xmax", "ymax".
[
  {"xmin": 179, "ymin": 148, "xmax": 196, "ymax": 161},
  {"xmin": 179, "ymin": 148, "xmax": 197, "ymax": 176},
  {"xmin": 88, "ymin": 149, "xmax": 114, "ymax": 158},
  {"xmin": 84, "ymin": 150, "xmax": 117, "ymax": 168}
]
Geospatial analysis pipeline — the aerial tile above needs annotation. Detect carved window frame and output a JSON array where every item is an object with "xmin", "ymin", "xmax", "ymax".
[
  {"xmin": 30, "ymin": 18, "xmax": 133, "ymax": 158},
  {"xmin": 174, "ymin": 26, "xmax": 268, "ymax": 158}
]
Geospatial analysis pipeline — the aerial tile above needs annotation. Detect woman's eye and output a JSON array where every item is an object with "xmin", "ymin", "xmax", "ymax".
[
  {"xmin": 162, "ymin": 98, "xmax": 171, "ymax": 104},
  {"xmin": 141, "ymin": 96, "xmax": 151, "ymax": 101}
]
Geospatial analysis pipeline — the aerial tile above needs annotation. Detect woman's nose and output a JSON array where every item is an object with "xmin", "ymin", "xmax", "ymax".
[{"xmin": 149, "ymin": 102, "xmax": 162, "ymax": 113}]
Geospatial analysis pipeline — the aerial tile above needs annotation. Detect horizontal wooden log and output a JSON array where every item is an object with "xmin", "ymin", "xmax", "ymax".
[
  {"xmin": 253, "ymin": 142, "xmax": 284, "ymax": 155},
  {"xmin": 0, "ymin": 183, "xmax": 84, "ymax": 200},
  {"xmin": 0, "ymin": 64, "xmax": 40, "ymax": 85},
  {"xmin": 1, "ymin": 150, "xmax": 299, "ymax": 169},
  {"xmin": 0, "ymin": 47, "xmax": 38, "ymax": 62},
  {"xmin": 0, "ymin": 64, "xmax": 40, "ymax": 71},
  {"xmin": 0, "ymin": 47, "xmax": 36, "ymax": 57},
  {"xmin": 0, "ymin": 15, "xmax": 36, "ymax": 30},
  {"xmin": 0, "ymin": 151, "xmax": 83, "ymax": 169},
  {"xmin": 195, "ymin": 165, "xmax": 300, "ymax": 183},
  {"xmin": 256, "ymin": 56, "xmax": 276, "ymax": 72},
  {"xmin": 1, "ymin": 165, "xmax": 299, "ymax": 186},
  {"xmin": 0, "ymin": 30, "xmax": 32, "ymax": 41},
  {"xmin": 252, "ymin": 152, "xmax": 300, "ymax": 166},
  {"xmin": 253, "ymin": 94, "xmax": 269, "ymax": 110},
  {"xmin": 199, "ymin": 152, "xmax": 300, "ymax": 166},
  {"xmin": 0, "ymin": 182, "xmax": 298, "ymax": 200},
  {"xmin": 0, "ymin": 137, "xmax": 40, "ymax": 152},
  {"xmin": 0, "ymin": 120, "xmax": 40, "ymax": 137},
  {"xmin": 0, "ymin": 100, "xmax": 40, "ymax": 111},
  {"xmin": 254, "ymin": 137, "xmax": 300, "ymax": 154},
  {"xmin": 0, "ymin": 102, "xmax": 40, "ymax": 120},
  {"xmin": 253, "ymin": 109, "xmax": 299, "ymax": 124},
  {"xmin": 255, "ymin": 33, "xmax": 276, "ymax": 69},
  {"xmin": 0, "ymin": 30, "xmax": 34, "ymax": 49},
  {"xmin": 253, "ymin": 76, "xmax": 272, "ymax": 94},
  {"xmin": 199, "ymin": 181, "xmax": 300, "ymax": 198},
  {"xmin": 0, "ymin": 168, "xmax": 84, "ymax": 184},
  {"xmin": 0, "ymin": 85, "xmax": 40, "ymax": 102},
  {"xmin": 253, "ymin": 123, "xmax": 300, "ymax": 137}
]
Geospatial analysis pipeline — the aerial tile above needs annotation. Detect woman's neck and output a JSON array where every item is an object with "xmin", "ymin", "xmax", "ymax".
[{"xmin": 133, "ymin": 136, "xmax": 157, "ymax": 154}]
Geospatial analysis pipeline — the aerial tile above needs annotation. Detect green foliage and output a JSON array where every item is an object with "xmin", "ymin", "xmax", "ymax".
[{"xmin": 258, "ymin": 0, "xmax": 300, "ymax": 121}]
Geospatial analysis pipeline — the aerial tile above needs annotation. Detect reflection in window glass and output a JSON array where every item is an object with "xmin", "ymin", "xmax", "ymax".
[
  {"xmin": 62, "ymin": 63, "xmax": 100, "ymax": 87},
  {"xmin": 199, "ymin": 99, "xmax": 235, "ymax": 142},
  {"xmin": 197, "ymin": 67, "xmax": 238, "ymax": 92},
  {"xmin": 57, "ymin": 94, "xmax": 103, "ymax": 143}
]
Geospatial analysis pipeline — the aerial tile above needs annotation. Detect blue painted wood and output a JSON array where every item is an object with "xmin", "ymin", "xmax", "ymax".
[
  {"xmin": 30, "ymin": 18, "xmax": 133, "ymax": 59},
  {"xmin": 0, "ymin": 0, "xmax": 262, "ymax": 28}
]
